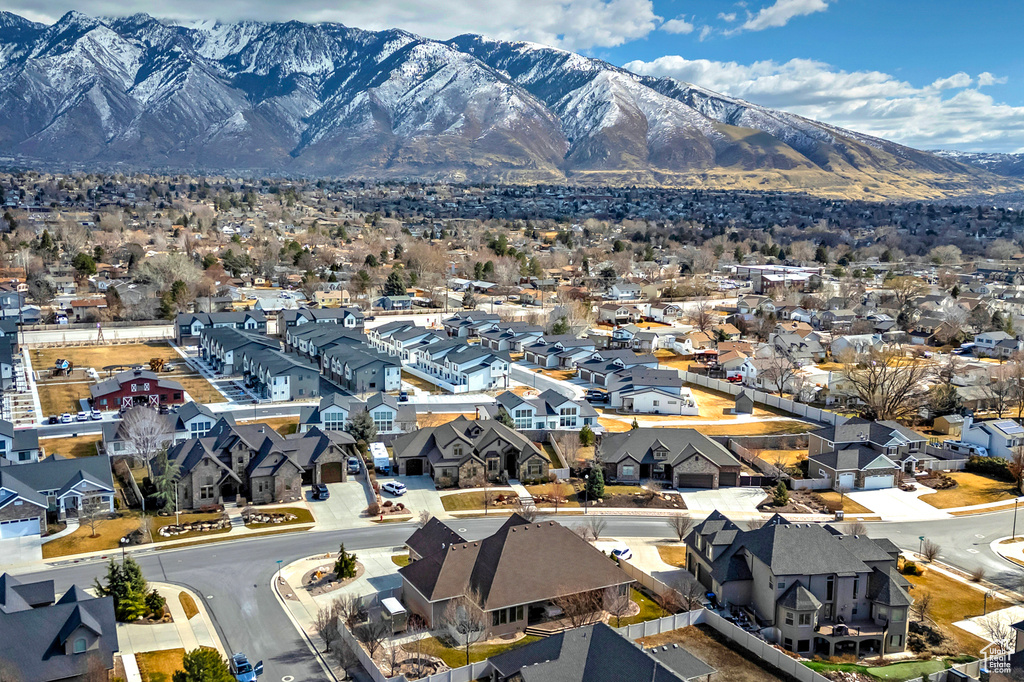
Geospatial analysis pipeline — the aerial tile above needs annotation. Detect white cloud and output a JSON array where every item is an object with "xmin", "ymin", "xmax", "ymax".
[
  {"xmin": 698, "ymin": 25, "xmax": 714, "ymax": 41},
  {"xmin": 735, "ymin": 0, "xmax": 829, "ymax": 32},
  {"xmin": 978, "ymin": 72, "xmax": 1008, "ymax": 87},
  {"xmin": 662, "ymin": 15, "xmax": 695, "ymax": 34},
  {"xmin": 930, "ymin": 72, "xmax": 972, "ymax": 90},
  {"xmin": 5, "ymin": 0, "xmax": 662, "ymax": 51},
  {"xmin": 623, "ymin": 55, "xmax": 1024, "ymax": 152},
  {"xmin": 717, "ymin": 12, "xmax": 738, "ymax": 21}
]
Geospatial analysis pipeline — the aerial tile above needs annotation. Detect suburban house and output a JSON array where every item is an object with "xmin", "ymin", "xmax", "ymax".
[
  {"xmin": 89, "ymin": 369, "xmax": 185, "ymax": 411},
  {"xmin": 649, "ymin": 302, "xmax": 684, "ymax": 323},
  {"xmin": 973, "ymin": 331, "xmax": 1022, "ymax": 358},
  {"xmin": 0, "ymin": 574, "xmax": 118, "ymax": 681},
  {"xmin": 0, "ymin": 454, "xmax": 116, "ymax": 535},
  {"xmin": 238, "ymin": 348, "xmax": 321, "ymax": 402},
  {"xmin": 101, "ymin": 404, "xmax": 232, "ymax": 457},
  {"xmin": 299, "ymin": 393, "xmax": 365, "ymax": 434},
  {"xmin": 685, "ymin": 512, "xmax": 911, "ymax": 658},
  {"xmin": 598, "ymin": 428, "xmax": 743, "ymax": 488},
  {"xmin": 577, "ymin": 349, "xmax": 659, "ymax": 386},
  {"xmin": 488, "ymin": 623, "xmax": 716, "ymax": 682},
  {"xmin": 164, "ymin": 420, "xmax": 357, "ymax": 508},
  {"xmin": 391, "ymin": 416, "xmax": 549, "ymax": 484},
  {"xmin": 606, "ymin": 368, "xmax": 695, "ymax": 414},
  {"xmin": 320, "ymin": 345, "xmax": 402, "ymax": 394},
  {"xmin": 442, "ymin": 312, "xmax": 503, "ymax": 339},
  {"xmin": 405, "ymin": 517, "xmax": 467, "ymax": 561},
  {"xmin": 175, "ymin": 311, "xmax": 266, "ymax": 344},
  {"xmin": 606, "ymin": 281, "xmax": 643, "ymax": 300},
  {"xmin": 284, "ymin": 324, "xmax": 365, "ymax": 360},
  {"xmin": 807, "ymin": 418, "xmax": 929, "ymax": 488},
  {"xmin": 832, "ymin": 334, "xmax": 885, "ymax": 357},
  {"xmin": 597, "ymin": 303, "xmax": 643, "ymax": 324},
  {"xmin": 0, "ymin": 420, "xmax": 41, "ymax": 464},
  {"xmin": 363, "ymin": 392, "xmax": 417, "ymax": 436},
  {"xmin": 280, "ymin": 306, "xmax": 364, "ymax": 331},
  {"xmin": 522, "ymin": 336, "xmax": 596, "ymax": 368},
  {"xmin": 962, "ymin": 416, "xmax": 1024, "ymax": 460},
  {"xmin": 478, "ymin": 322, "xmax": 545, "ymax": 353},
  {"xmin": 483, "ymin": 390, "xmax": 600, "ymax": 432},
  {"xmin": 410, "ymin": 343, "xmax": 511, "ymax": 392},
  {"xmin": 374, "ymin": 294, "xmax": 413, "ymax": 310},
  {"xmin": 199, "ymin": 327, "xmax": 280, "ymax": 375},
  {"xmin": 399, "ymin": 515, "xmax": 633, "ymax": 637}
]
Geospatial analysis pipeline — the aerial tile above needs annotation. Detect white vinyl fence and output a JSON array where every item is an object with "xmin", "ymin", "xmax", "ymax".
[{"xmin": 679, "ymin": 371, "xmax": 842, "ymax": 425}]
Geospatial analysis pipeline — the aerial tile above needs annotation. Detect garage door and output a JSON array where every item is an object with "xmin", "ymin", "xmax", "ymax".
[
  {"xmin": 838, "ymin": 472, "xmax": 856, "ymax": 489},
  {"xmin": 321, "ymin": 462, "xmax": 345, "ymax": 484},
  {"xmin": 718, "ymin": 472, "xmax": 738, "ymax": 487},
  {"xmin": 0, "ymin": 518, "xmax": 40, "ymax": 538},
  {"xmin": 676, "ymin": 473, "xmax": 715, "ymax": 489},
  {"xmin": 406, "ymin": 459, "xmax": 424, "ymax": 476},
  {"xmin": 862, "ymin": 475, "xmax": 894, "ymax": 490}
]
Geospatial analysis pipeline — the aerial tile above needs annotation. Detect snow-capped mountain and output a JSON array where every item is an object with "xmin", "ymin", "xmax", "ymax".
[
  {"xmin": 933, "ymin": 151, "xmax": 1024, "ymax": 178},
  {"xmin": 0, "ymin": 11, "xmax": 1010, "ymax": 196}
]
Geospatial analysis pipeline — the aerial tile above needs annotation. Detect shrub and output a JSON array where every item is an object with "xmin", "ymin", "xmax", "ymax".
[
  {"xmin": 395, "ymin": 502, "xmax": 405, "ymax": 511},
  {"xmin": 902, "ymin": 560, "xmax": 922, "ymax": 576},
  {"xmin": 382, "ymin": 500, "xmax": 393, "ymax": 508},
  {"xmin": 334, "ymin": 544, "xmax": 358, "ymax": 579},
  {"xmin": 367, "ymin": 503, "xmax": 380, "ymax": 516},
  {"xmin": 773, "ymin": 481, "xmax": 789, "ymax": 507},
  {"xmin": 145, "ymin": 590, "xmax": 166, "ymax": 616},
  {"xmin": 966, "ymin": 455, "xmax": 1013, "ymax": 481}
]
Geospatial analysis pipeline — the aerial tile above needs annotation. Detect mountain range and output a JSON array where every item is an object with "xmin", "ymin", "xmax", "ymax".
[{"xmin": 0, "ymin": 11, "xmax": 1018, "ymax": 199}]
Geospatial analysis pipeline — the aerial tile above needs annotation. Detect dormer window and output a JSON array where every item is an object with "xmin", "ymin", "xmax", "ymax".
[
  {"xmin": 654, "ymin": 448, "xmax": 668, "ymax": 460},
  {"xmin": 453, "ymin": 445, "xmax": 463, "ymax": 458},
  {"xmin": 73, "ymin": 638, "xmax": 87, "ymax": 654}
]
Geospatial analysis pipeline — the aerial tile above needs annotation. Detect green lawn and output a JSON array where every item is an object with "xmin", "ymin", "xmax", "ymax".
[
  {"xmin": 391, "ymin": 554, "xmax": 411, "ymax": 567},
  {"xmin": 618, "ymin": 588, "xmax": 669, "ymax": 627},
  {"xmin": 805, "ymin": 659, "xmax": 949, "ymax": 681},
  {"xmin": 404, "ymin": 635, "xmax": 540, "ymax": 668}
]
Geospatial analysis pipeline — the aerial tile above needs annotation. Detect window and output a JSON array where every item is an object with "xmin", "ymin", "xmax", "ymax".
[
  {"xmin": 853, "ymin": 577, "xmax": 859, "ymax": 599},
  {"xmin": 622, "ymin": 465, "xmax": 635, "ymax": 477},
  {"xmin": 785, "ymin": 611, "xmax": 794, "ymax": 625},
  {"xmin": 190, "ymin": 421, "xmax": 212, "ymax": 437},
  {"xmin": 372, "ymin": 410, "xmax": 394, "ymax": 433},
  {"xmin": 513, "ymin": 408, "xmax": 532, "ymax": 430},
  {"xmin": 825, "ymin": 576, "xmax": 835, "ymax": 601},
  {"xmin": 877, "ymin": 605, "xmax": 889, "ymax": 619},
  {"xmin": 527, "ymin": 462, "xmax": 542, "ymax": 477},
  {"xmin": 797, "ymin": 639, "xmax": 810, "ymax": 653},
  {"xmin": 559, "ymin": 406, "xmax": 578, "ymax": 428},
  {"xmin": 200, "ymin": 485, "xmax": 214, "ymax": 500},
  {"xmin": 18, "ymin": 452, "xmax": 30, "ymax": 462},
  {"xmin": 323, "ymin": 412, "xmax": 345, "ymax": 431},
  {"xmin": 889, "ymin": 635, "xmax": 902, "ymax": 648},
  {"xmin": 783, "ymin": 638, "xmax": 793, "ymax": 651},
  {"xmin": 890, "ymin": 608, "xmax": 904, "ymax": 622},
  {"xmin": 453, "ymin": 445, "xmax": 463, "ymax": 458},
  {"xmin": 653, "ymin": 400, "xmax": 659, "ymax": 407},
  {"xmin": 73, "ymin": 638, "xmax": 87, "ymax": 654},
  {"xmin": 778, "ymin": 581, "xmax": 786, "ymax": 590},
  {"xmin": 799, "ymin": 613, "xmax": 812, "ymax": 626}
]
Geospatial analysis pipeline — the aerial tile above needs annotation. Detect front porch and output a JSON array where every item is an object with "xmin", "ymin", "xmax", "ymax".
[{"xmin": 812, "ymin": 620, "xmax": 886, "ymax": 657}]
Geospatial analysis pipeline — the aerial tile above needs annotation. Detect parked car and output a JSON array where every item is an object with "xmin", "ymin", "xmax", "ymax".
[
  {"xmin": 347, "ymin": 457, "xmax": 361, "ymax": 475},
  {"xmin": 311, "ymin": 483, "xmax": 330, "ymax": 501},
  {"xmin": 726, "ymin": 375, "xmax": 742, "ymax": 383},
  {"xmin": 382, "ymin": 481, "xmax": 407, "ymax": 496},
  {"xmin": 610, "ymin": 546, "xmax": 633, "ymax": 561},
  {"xmin": 60, "ymin": 413, "xmax": 72, "ymax": 424},
  {"xmin": 229, "ymin": 653, "xmax": 263, "ymax": 682},
  {"xmin": 47, "ymin": 415, "xmax": 59, "ymax": 425},
  {"xmin": 90, "ymin": 409, "xmax": 102, "ymax": 420},
  {"xmin": 75, "ymin": 411, "xmax": 89, "ymax": 422},
  {"xmin": 585, "ymin": 389, "xmax": 608, "ymax": 403},
  {"xmin": 398, "ymin": 391, "xmax": 409, "ymax": 402}
]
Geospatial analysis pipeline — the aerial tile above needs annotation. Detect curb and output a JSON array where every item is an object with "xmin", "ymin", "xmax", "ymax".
[{"xmin": 270, "ymin": 559, "xmax": 340, "ymax": 682}]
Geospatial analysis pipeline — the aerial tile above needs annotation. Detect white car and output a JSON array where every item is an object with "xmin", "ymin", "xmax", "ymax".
[
  {"xmin": 381, "ymin": 481, "xmax": 407, "ymax": 496},
  {"xmin": 76, "ymin": 411, "xmax": 89, "ymax": 422},
  {"xmin": 90, "ymin": 409, "xmax": 102, "ymax": 420},
  {"xmin": 610, "ymin": 546, "xmax": 633, "ymax": 562},
  {"xmin": 60, "ymin": 413, "xmax": 72, "ymax": 424}
]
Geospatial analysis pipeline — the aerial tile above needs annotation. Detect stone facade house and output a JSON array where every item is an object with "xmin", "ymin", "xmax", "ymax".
[{"xmin": 598, "ymin": 428, "xmax": 742, "ymax": 489}]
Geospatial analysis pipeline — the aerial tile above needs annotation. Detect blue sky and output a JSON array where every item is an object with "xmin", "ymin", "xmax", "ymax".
[{"xmin": 11, "ymin": 0, "xmax": 1024, "ymax": 152}]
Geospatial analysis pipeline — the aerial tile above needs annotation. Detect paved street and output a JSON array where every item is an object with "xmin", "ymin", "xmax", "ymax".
[{"xmin": 13, "ymin": 510, "xmax": 1024, "ymax": 682}]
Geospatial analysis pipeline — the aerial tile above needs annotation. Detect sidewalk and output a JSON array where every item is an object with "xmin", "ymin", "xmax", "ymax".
[{"xmin": 117, "ymin": 581, "xmax": 226, "ymax": 657}]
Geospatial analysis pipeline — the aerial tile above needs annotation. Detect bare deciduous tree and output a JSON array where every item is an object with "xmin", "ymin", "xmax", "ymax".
[
  {"xmin": 970, "ymin": 566, "xmax": 987, "ymax": 583},
  {"xmin": 79, "ymin": 497, "xmax": 108, "ymax": 539},
  {"xmin": 354, "ymin": 618, "xmax": 389, "ymax": 658},
  {"xmin": 687, "ymin": 299, "xmax": 714, "ymax": 334},
  {"xmin": 846, "ymin": 521, "xmax": 868, "ymax": 536},
  {"xmin": 921, "ymin": 539, "xmax": 941, "ymax": 562},
  {"xmin": 668, "ymin": 513, "xmax": 694, "ymax": 542},
  {"xmin": 760, "ymin": 348, "xmax": 799, "ymax": 396},
  {"xmin": 586, "ymin": 517, "xmax": 607, "ymax": 541},
  {"xmin": 987, "ymin": 366, "xmax": 1017, "ymax": 418},
  {"xmin": 840, "ymin": 348, "xmax": 934, "ymax": 421},
  {"xmin": 673, "ymin": 574, "xmax": 705, "ymax": 612},
  {"xmin": 604, "ymin": 587, "xmax": 633, "ymax": 627},
  {"xmin": 120, "ymin": 407, "xmax": 172, "ymax": 475},
  {"xmin": 1009, "ymin": 447, "xmax": 1024, "ymax": 495},
  {"xmin": 332, "ymin": 638, "xmax": 359, "ymax": 680},
  {"xmin": 313, "ymin": 601, "xmax": 340, "ymax": 653},
  {"xmin": 442, "ymin": 592, "xmax": 488, "ymax": 667},
  {"xmin": 554, "ymin": 431, "xmax": 583, "ymax": 469},
  {"xmin": 515, "ymin": 500, "xmax": 538, "ymax": 522},
  {"xmin": 554, "ymin": 588, "xmax": 604, "ymax": 628},
  {"xmin": 912, "ymin": 591, "xmax": 933, "ymax": 623}
]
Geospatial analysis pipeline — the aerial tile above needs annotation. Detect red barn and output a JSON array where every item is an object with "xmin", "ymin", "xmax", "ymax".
[{"xmin": 89, "ymin": 369, "xmax": 186, "ymax": 411}]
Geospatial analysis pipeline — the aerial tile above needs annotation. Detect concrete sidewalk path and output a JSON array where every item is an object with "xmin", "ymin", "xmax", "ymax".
[{"xmin": 116, "ymin": 582, "xmax": 226, "ymax": 657}]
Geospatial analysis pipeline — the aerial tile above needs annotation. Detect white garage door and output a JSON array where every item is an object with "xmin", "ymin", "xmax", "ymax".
[
  {"xmin": 862, "ymin": 475, "xmax": 894, "ymax": 490},
  {"xmin": 0, "ymin": 518, "xmax": 40, "ymax": 538},
  {"xmin": 838, "ymin": 473, "xmax": 856, "ymax": 489}
]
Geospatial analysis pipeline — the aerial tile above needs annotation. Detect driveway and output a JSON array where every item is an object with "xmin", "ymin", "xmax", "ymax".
[
  {"xmin": 308, "ymin": 478, "xmax": 376, "ymax": 530},
  {"xmin": 680, "ymin": 487, "xmax": 767, "ymax": 515},
  {"xmin": 0, "ymin": 535, "xmax": 43, "ymax": 565},
  {"xmin": 376, "ymin": 474, "xmax": 448, "ymax": 520},
  {"xmin": 847, "ymin": 487, "xmax": 951, "ymax": 521}
]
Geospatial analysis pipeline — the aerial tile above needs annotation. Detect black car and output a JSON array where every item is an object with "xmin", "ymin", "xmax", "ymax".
[
  {"xmin": 47, "ymin": 415, "xmax": 59, "ymax": 424},
  {"xmin": 311, "ymin": 483, "xmax": 330, "ymax": 500},
  {"xmin": 585, "ymin": 389, "xmax": 608, "ymax": 403},
  {"xmin": 398, "ymin": 391, "xmax": 409, "ymax": 402}
]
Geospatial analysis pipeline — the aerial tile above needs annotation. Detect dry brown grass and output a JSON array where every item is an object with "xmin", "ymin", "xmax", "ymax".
[
  {"xmin": 816, "ymin": 491, "xmax": 874, "ymax": 515},
  {"xmin": 918, "ymin": 472, "xmax": 1018, "ymax": 509},
  {"xmin": 149, "ymin": 512, "xmax": 231, "ymax": 543},
  {"xmin": 37, "ymin": 380, "xmax": 91, "ymax": 415},
  {"xmin": 905, "ymin": 568, "xmax": 1012, "ymax": 656},
  {"xmin": 135, "ymin": 648, "xmax": 186, "ymax": 682},
  {"xmin": 639, "ymin": 625, "xmax": 791, "ymax": 682},
  {"xmin": 42, "ymin": 511, "xmax": 145, "ymax": 558},
  {"xmin": 417, "ymin": 412, "xmax": 477, "ymax": 427},
  {"xmin": 598, "ymin": 416, "xmax": 810, "ymax": 436},
  {"xmin": 237, "ymin": 417, "xmax": 298, "ymax": 435},
  {"xmin": 401, "ymin": 370, "xmax": 442, "ymax": 393},
  {"xmin": 539, "ymin": 368, "xmax": 576, "ymax": 381},
  {"xmin": 751, "ymin": 449, "xmax": 806, "ymax": 467},
  {"xmin": 178, "ymin": 592, "xmax": 199, "ymax": 620},
  {"xmin": 656, "ymin": 545, "xmax": 687, "ymax": 567},
  {"xmin": 41, "ymin": 434, "xmax": 102, "ymax": 458}
]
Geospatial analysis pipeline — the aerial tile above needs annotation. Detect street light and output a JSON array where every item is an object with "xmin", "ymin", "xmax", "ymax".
[
  {"xmin": 120, "ymin": 536, "xmax": 129, "ymax": 563},
  {"xmin": 583, "ymin": 473, "xmax": 589, "ymax": 515},
  {"xmin": 1013, "ymin": 499, "xmax": 1019, "ymax": 540}
]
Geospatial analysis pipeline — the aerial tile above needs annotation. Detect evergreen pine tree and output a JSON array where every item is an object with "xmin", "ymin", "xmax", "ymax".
[{"xmin": 586, "ymin": 466, "xmax": 605, "ymax": 499}]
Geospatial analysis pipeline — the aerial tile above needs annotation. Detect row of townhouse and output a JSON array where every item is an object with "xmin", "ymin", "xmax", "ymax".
[
  {"xmin": 481, "ymin": 389, "xmax": 601, "ymax": 433},
  {"xmin": 279, "ymin": 306, "xmax": 364, "ymax": 331},
  {"xmin": 371, "ymin": 319, "xmax": 511, "ymax": 391},
  {"xmin": 478, "ymin": 321, "xmax": 545, "ymax": 352},
  {"xmin": 200, "ymin": 327, "xmax": 280, "ymax": 375},
  {"xmin": 299, "ymin": 392, "xmax": 416, "ymax": 437},
  {"xmin": 176, "ymin": 311, "xmax": 267, "ymax": 344},
  {"xmin": 522, "ymin": 335, "xmax": 596, "ymax": 368},
  {"xmin": 239, "ymin": 347, "xmax": 321, "ymax": 402}
]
